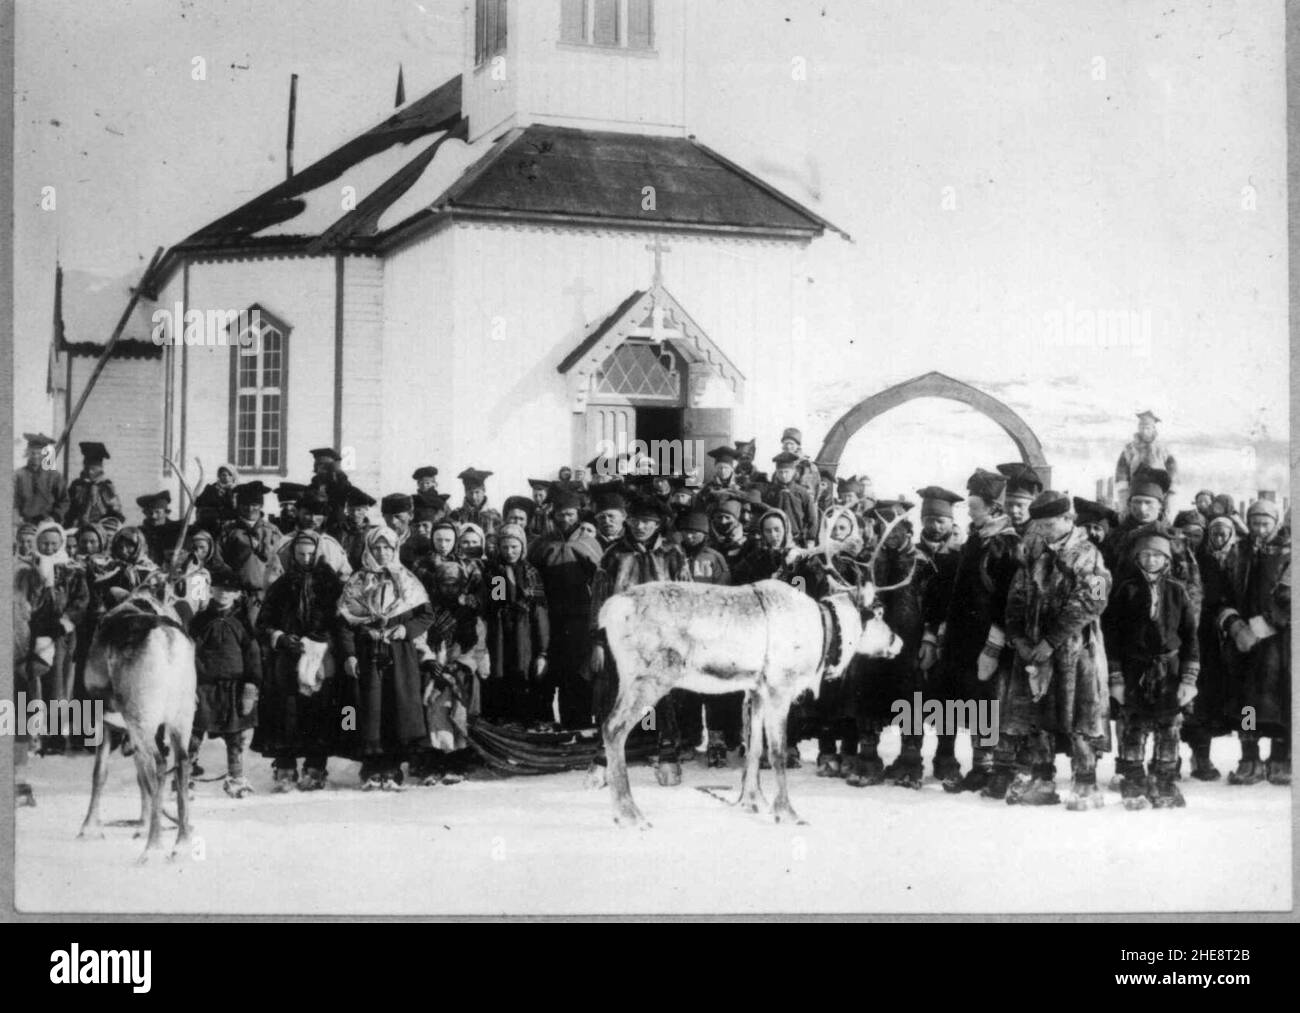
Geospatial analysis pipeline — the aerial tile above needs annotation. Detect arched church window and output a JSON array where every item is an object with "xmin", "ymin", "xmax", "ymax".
[{"xmin": 227, "ymin": 306, "xmax": 290, "ymax": 475}]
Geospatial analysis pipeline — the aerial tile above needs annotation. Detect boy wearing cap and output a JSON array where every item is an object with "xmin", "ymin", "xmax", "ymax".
[
  {"xmin": 190, "ymin": 567, "xmax": 263, "ymax": 798},
  {"xmin": 1104, "ymin": 467, "xmax": 1201, "ymax": 615},
  {"xmin": 272, "ymin": 482, "xmax": 305, "ymax": 535},
  {"xmin": 939, "ymin": 469, "xmax": 1022, "ymax": 795},
  {"xmin": 451, "ymin": 468, "xmax": 502, "ymax": 536},
  {"xmin": 1002, "ymin": 492, "xmax": 1112, "ymax": 809},
  {"xmin": 1215, "ymin": 499, "xmax": 1290, "ymax": 785},
  {"xmin": 412, "ymin": 466, "xmax": 441, "ymax": 504},
  {"xmin": 588, "ymin": 496, "xmax": 692, "ymax": 785},
  {"xmin": 14, "ymin": 432, "xmax": 68, "ymax": 525},
  {"xmin": 308, "ymin": 447, "xmax": 353, "ymax": 536},
  {"xmin": 915, "ymin": 487, "xmax": 965, "ymax": 780},
  {"xmin": 526, "ymin": 480, "xmax": 554, "ymax": 540},
  {"xmin": 1103, "ymin": 528, "xmax": 1200, "ymax": 808},
  {"xmin": 997, "ymin": 463, "xmax": 1043, "ymax": 536},
  {"xmin": 678, "ymin": 511, "xmax": 737, "ymax": 766},
  {"xmin": 339, "ymin": 487, "xmax": 376, "ymax": 568},
  {"xmin": 778, "ymin": 427, "xmax": 821, "ymax": 501},
  {"xmin": 529, "ymin": 487, "xmax": 603, "ymax": 729},
  {"xmin": 698, "ymin": 446, "xmax": 743, "ymax": 514},
  {"xmin": 137, "ymin": 491, "xmax": 181, "ymax": 567},
  {"xmin": 764, "ymin": 451, "xmax": 818, "ymax": 547},
  {"xmin": 66, "ymin": 442, "xmax": 124, "ymax": 529}
]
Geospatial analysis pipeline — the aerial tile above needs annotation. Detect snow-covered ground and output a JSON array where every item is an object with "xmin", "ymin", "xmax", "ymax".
[{"xmin": 14, "ymin": 729, "xmax": 1291, "ymax": 915}]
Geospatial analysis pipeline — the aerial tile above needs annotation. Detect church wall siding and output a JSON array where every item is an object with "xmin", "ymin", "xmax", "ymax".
[
  {"xmin": 432, "ymin": 220, "xmax": 809, "ymax": 498},
  {"xmin": 339, "ymin": 256, "xmax": 386, "ymax": 497},
  {"xmin": 180, "ymin": 256, "xmax": 338, "ymax": 494},
  {"xmin": 66, "ymin": 355, "xmax": 164, "ymax": 516},
  {"xmin": 381, "ymin": 226, "xmax": 457, "ymax": 496}
]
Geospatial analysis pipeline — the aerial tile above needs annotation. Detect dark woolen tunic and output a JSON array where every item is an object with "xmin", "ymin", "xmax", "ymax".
[
  {"xmin": 253, "ymin": 561, "xmax": 351, "ymax": 761},
  {"xmin": 1215, "ymin": 531, "xmax": 1290, "ymax": 734},
  {"xmin": 192, "ymin": 606, "xmax": 262, "ymax": 736}
]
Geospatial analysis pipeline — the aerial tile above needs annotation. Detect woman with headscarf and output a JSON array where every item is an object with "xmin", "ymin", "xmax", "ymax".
[
  {"xmin": 481, "ymin": 523, "xmax": 550, "ymax": 727},
  {"xmin": 28, "ymin": 521, "xmax": 76, "ymax": 752},
  {"xmin": 194, "ymin": 462, "xmax": 241, "ymax": 533},
  {"xmin": 254, "ymin": 529, "xmax": 349, "ymax": 791},
  {"xmin": 337, "ymin": 526, "xmax": 435, "ymax": 790},
  {"xmin": 731, "ymin": 507, "xmax": 797, "ymax": 585},
  {"xmin": 1180, "ymin": 514, "xmax": 1239, "ymax": 780},
  {"xmin": 780, "ymin": 506, "xmax": 873, "ymax": 777}
]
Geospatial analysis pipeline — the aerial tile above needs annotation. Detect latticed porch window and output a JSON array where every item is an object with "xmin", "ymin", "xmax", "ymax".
[
  {"xmin": 593, "ymin": 342, "xmax": 680, "ymax": 400},
  {"xmin": 229, "ymin": 309, "xmax": 289, "ymax": 474}
]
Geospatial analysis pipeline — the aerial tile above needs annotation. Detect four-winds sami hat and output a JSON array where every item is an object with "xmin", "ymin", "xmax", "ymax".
[
  {"xmin": 310, "ymin": 447, "xmax": 341, "ymax": 462},
  {"xmin": 549, "ymin": 487, "xmax": 582, "ymax": 511},
  {"xmin": 136, "ymin": 490, "xmax": 171, "ymax": 510},
  {"xmin": 627, "ymin": 495, "xmax": 667, "ymax": 522},
  {"xmin": 707, "ymin": 446, "xmax": 739, "ymax": 464},
  {"xmin": 593, "ymin": 490, "xmax": 628, "ymax": 514},
  {"xmin": 78, "ymin": 441, "xmax": 110, "ymax": 463},
  {"xmin": 457, "ymin": 468, "xmax": 492, "ymax": 488},
  {"xmin": 412, "ymin": 466, "xmax": 439, "ymax": 481},
  {"xmin": 23, "ymin": 432, "xmax": 55, "ymax": 448},
  {"xmin": 275, "ymin": 482, "xmax": 307, "ymax": 504},
  {"xmin": 235, "ymin": 481, "xmax": 272, "ymax": 506},
  {"xmin": 966, "ymin": 468, "xmax": 1007, "ymax": 503},
  {"xmin": 1028, "ymin": 490, "xmax": 1071, "ymax": 520},
  {"xmin": 1072, "ymin": 497, "xmax": 1119, "ymax": 528},
  {"xmin": 503, "ymin": 495, "xmax": 537, "ymax": 517},
  {"xmin": 916, "ymin": 486, "xmax": 963, "ymax": 518},
  {"xmin": 527, "ymin": 478, "xmax": 553, "ymax": 493},
  {"xmin": 772, "ymin": 451, "xmax": 801, "ymax": 467},
  {"xmin": 345, "ymin": 487, "xmax": 377, "ymax": 509},
  {"xmin": 1130, "ymin": 467, "xmax": 1171, "ymax": 500},
  {"xmin": 997, "ymin": 462, "xmax": 1043, "ymax": 498}
]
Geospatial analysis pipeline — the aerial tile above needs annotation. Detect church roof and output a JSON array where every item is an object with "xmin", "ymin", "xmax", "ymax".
[
  {"xmin": 148, "ymin": 76, "xmax": 845, "ymax": 292},
  {"xmin": 381, "ymin": 124, "xmax": 848, "ymax": 244}
]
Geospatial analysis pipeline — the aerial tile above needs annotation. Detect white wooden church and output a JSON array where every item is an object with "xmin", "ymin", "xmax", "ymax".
[{"xmin": 54, "ymin": 0, "xmax": 846, "ymax": 507}]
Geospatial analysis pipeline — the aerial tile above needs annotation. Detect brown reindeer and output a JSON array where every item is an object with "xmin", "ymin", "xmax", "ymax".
[
  {"xmin": 78, "ymin": 458, "xmax": 203, "ymax": 863},
  {"xmin": 598, "ymin": 516, "xmax": 916, "ymax": 828}
]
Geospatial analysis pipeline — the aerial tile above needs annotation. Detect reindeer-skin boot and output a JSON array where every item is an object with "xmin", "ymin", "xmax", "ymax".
[
  {"xmin": 655, "ymin": 747, "xmax": 683, "ymax": 787},
  {"xmin": 1266, "ymin": 739, "xmax": 1290, "ymax": 786},
  {"xmin": 273, "ymin": 765, "xmax": 299, "ymax": 793},
  {"xmin": 298, "ymin": 767, "xmax": 327, "ymax": 791},
  {"xmin": 1065, "ymin": 772, "xmax": 1104, "ymax": 811},
  {"xmin": 1149, "ymin": 775, "xmax": 1185, "ymax": 809},
  {"xmin": 223, "ymin": 776, "xmax": 254, "ymax": 799},
  {"xmin": 1006, "ymin": 764, "xmax": 1060, "ymax": 806},
  {"xmin": 1228, "ymin": 735, "xmax": 1265, "ymax": 785},
  {"xmin": 932, "ymin": 740, "xmax": 962, "ymax": 783},
  {"xmin": 892, "ymin": 736, "xmax": 925, "ymax": 790},
  {"xmin": 1121, "ymin": 771, "xmax": 1151, "ymax": 810},
  {"xmin": 706, "ymin": 731, "xmax": 729, "ymax": 768},
  {"xmin": 1189, "ymin": 744, "xmax": 1221, "ymax": 781},
  {"xmin": 815, "ymin": 752, "xmax": 842, "ymax": 777}
]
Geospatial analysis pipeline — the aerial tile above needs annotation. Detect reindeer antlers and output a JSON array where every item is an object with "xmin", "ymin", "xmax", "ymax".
[
  {"xmin": 162, "ymin": 455, "xmax": 205, "ymax": 570},
  {"xmin": 865, "ymin": 513, "xmax": 918, "ymax": 594}
]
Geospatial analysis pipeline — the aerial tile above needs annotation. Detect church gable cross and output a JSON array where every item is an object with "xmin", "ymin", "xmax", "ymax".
[{"xmin": 645, "ymin": 235, "xmax": 671, "ymax": 287}]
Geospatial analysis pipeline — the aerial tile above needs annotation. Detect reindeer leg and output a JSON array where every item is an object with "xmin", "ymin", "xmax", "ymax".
[
  {"xmin": 603, "ymin": 682, "xmax": 657, "ymax": 830},
  {"xmin": 169, "ymin": 729, "xmax": 192, "ymax": 859},
  {"xmin": 736, "ymin": 691, "xmax": 769, "ymax": 813},
  {"xmin": 764, "ymin": 694, "xmax": 805, "ymax": 825},
  {"xmin": 78, "ymin": 732, "xmax": 112, "ymax": 840},
  {"xmin": 135, "ymin": 736, "xmax": 165, "ymax": 863}
]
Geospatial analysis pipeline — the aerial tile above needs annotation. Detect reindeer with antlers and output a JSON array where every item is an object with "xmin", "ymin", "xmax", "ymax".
[
  {"xmin": 78, "ymin": 458, "xmax": 206, "ymax": 863},
  {"xmin": 596, "ymin": 512, "xmax": 918, "ymax": 829}
]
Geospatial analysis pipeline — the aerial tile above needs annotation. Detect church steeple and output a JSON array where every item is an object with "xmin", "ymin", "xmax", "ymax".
[{"xmin": 462, "ymin": 0, "xmax": 687, "ymax": 144}]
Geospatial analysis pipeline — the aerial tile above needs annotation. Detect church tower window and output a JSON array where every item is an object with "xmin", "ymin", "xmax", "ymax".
[{"xmin": 561, "ymin": 0, "xmax": 654, "ymax": 51}]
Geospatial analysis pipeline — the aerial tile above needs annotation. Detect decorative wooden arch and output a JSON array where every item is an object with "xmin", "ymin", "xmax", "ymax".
[{"xmin": 816, "ymin": 371, "xmax": 1051, "ymax": 486}]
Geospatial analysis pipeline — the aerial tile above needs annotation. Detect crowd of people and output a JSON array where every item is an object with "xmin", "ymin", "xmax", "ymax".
[{"xmin": 11, "ymin": 413, "xmax": 1291, "ymax": 811}]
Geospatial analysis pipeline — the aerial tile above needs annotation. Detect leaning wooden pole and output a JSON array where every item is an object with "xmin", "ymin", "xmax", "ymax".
[{"xmin": 54, "ymin": 245, "xmax": 164, "ymax": 458}]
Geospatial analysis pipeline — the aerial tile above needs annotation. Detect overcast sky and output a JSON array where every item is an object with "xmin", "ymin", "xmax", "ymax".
[{"xmin": 12, "ymin": 0, "xmax": 1289, "ymax": 509}]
